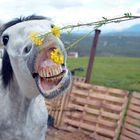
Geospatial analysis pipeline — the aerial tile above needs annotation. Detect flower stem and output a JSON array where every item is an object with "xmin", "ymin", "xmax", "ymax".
[{"xmin": 62, "ymin": 29, "xmax": 95, "ymax": 53}]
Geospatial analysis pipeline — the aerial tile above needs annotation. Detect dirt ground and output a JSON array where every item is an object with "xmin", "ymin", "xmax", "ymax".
[{"xmin": 46, "ymin": 127, "xmax": 93, "ymax": 140}]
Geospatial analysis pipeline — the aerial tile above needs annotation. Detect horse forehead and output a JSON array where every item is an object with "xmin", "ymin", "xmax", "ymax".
[{"xmin": 4, "ymin": 20, "xmax": 52, "ymax": 36}]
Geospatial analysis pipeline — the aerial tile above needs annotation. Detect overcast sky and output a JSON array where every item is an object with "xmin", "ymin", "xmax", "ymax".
[{"xmin": 0, "ymin": 0, "xmax": 140, "ymax": 32}]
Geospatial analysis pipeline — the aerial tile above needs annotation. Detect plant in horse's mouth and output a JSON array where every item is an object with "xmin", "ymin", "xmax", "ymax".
[
  {"xmin": 51, "ymin": 26, "xmax": 61, "ymax": 38},
  {"xmin": 50, "ymin": 48, "xmax": 64, "ymax": 64},
  {"xmin": 30, "ymin": 32, "xmax": 44, "ymax": 46},
  {"xmin": 30, "ymin": 13, "xmax": 140, "ymax": 65},
  {"xmin": 30, "ymin": 26, "xmax": 64, "ymax": 64}
]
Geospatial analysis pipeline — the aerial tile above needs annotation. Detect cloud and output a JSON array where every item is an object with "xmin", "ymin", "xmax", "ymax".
[
  {"xmin": 48, "ymin": 0, "xmax": 82, "ymax": 9},
  {"xmin": 47, "ymin": 0, "xmax": 96, "ymax": 9},
  {"xmin": 0, "ymin": 0, "xmax": 140, "ymax": 31}
]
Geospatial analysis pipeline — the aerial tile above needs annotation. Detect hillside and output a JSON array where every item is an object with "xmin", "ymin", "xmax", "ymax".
[
  {"xmin": 105, "ymin": 23, "xmax": 140, "ymax": 36},
  {"xmin": 61, "ymin": 33, "xmax": 140, "ymax": 57}
]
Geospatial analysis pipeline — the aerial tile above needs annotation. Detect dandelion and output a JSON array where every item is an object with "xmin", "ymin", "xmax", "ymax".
[
  {"xmin": 51, "ymin": 26, "xmax": 61, "ymax": 38},
  {"xmin": 30, "ymin": 32, "xmax": 44, "ymax": 46},
  {"xmin": 50, "ymin": 48, "xmax": 64, "ymax": 64}
]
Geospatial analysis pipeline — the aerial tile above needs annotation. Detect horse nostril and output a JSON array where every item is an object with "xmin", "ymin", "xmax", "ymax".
[{"xmin": 23, "ymin": 45, "xmax": 32, "ymax": 54}]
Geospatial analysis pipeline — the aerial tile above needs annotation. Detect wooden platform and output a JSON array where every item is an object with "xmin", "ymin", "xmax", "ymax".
[{"xmin": 46, "ymin": 80, "xmax": 129, "ymax": 140}]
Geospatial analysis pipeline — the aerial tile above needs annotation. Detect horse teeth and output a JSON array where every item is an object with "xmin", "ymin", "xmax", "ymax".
[
  {"xmin": 39, "ymin": 69, "xmax": 44, "ymax": 77},
  {"xmin": 42, "ymin": 69, "xmax": 46, "ymax": 77},
  {"xmin": 52, "ymin": 68, "xmax": 56, "ymax": 76},
  {"xmin": 52, "ymin": 69, "xmax": 54, "ymax": 76},
  {"xmin": 47, "ymin": 68, "xmax": 51, "ymax": 77},
  {"xmin": 54, "ymin": 69, "xmax": 57, "ymax": 75},
  {"xmin": 38, "ymin": 65, "xmax": 63, "ymax": 78},
  {"xmin": 55, "ymin": 68, "xmax": 59, "ymax": 75}
]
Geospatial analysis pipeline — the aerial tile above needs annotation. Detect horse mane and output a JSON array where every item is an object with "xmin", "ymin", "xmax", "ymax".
[
  {"xmin": 0, "ymin": 15, "xmax": 48, "ymax": 88},
  {"xmin": 0, "ymin": 15, "xmax": 48, "ymax": 36}
]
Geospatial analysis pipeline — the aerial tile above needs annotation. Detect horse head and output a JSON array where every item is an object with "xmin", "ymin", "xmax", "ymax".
[{"xmin": 0, "ymin": 15, "xmax": 72, "ymax": 99}]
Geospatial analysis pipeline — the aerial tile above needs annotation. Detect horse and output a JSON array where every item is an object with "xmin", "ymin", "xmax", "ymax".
[{"xmin": 0, "ymin": 15, "xmax": 72, "ymax": 140}]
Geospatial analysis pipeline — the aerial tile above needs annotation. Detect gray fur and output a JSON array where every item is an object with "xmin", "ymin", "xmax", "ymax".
[
  {"xmin": 0, "ymin": 75, "xmax": 48, "ymax": 140},
  {"xmin": 0, "ymin": 16, "xmax": 71, "ymax": 140}
]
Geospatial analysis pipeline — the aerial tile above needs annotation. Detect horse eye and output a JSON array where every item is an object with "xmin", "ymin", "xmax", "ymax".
[{"xmin": 2, "ymin": 35, "xmax": 9, "ymax": 46}]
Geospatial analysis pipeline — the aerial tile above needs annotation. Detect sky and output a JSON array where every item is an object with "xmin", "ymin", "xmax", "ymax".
[{"xmin": 0, "ymin": 0, "xmax": 140, "ymax": 32}]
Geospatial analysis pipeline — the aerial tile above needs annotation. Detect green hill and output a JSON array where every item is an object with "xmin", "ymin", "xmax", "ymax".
[{"xmin": 61, "ymin": 33, "xmax": 140, "ymax": 57}]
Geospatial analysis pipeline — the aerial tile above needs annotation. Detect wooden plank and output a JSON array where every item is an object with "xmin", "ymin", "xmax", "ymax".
[
  {"xmin": 102, "ymin": 102, "xmax": 122, "ymax": 112},
  {"xmin": 129, "ymin": 104, "xmax": 140, "ymax": 113},
  {"xmin": 124, "ymin": 123, "xmax": 140, "ymax": 135},
  {"xmin": 133, "ymin": 92, "xmax": 140, "ymax": 99},
  {"xmin": 69, "ymin": 95, "xmax": 123, "ymax": 112},
  {"xmin": 108, "ymin": 88, "xmax": 128, "ymax": 96},
  {"xmin": 127, "ymin": 110, "xmax": 140, "ymax": 119},
  {"xmin": 93, "ymin": 133, "xmax": 112, "ymax": 140},
  {"xmin": 97, "ymin": 118, "xmax": 116, "ymax": 128},
  {"xmin": 131, "ymin": 98, "xmax": 140, "ymax": 106},
  {"xmin": 68, "ymin": 103, "xmax": 100, "ymax": 115},
  {"xmin": 66, "ymin": 112, "xmax": 117, "ymax": 128},
  {"xmin": 68, "ymin": 103, "xmax": 120, "ymax": 120},
  {"xmin": 74, "ymin": 82, "xmax": 128, "ymax": 96},
  {"xmin": 120, "ymin": 135, "xmax": 133, "ymax": 140},
  {"xmin": 70, "ymin": 95, "xmax": 102, "ymax": 106},
  {"xmin": 66, "ymin": 112, "xmax": 97, "ymax": 121},
  {"xmin": 79, "ymin": 129, "xmax": 111, "ymax": 140},
  {"xmin": 64, "ymin": 118, "xmax": 96, "ymax": 131},
  {"xmin": 56, "ymin": 94, "xmax": 66, "ymax": 126},
  {"xmin": 65, "ymin": 118, "xmax": 115, "ymax": 138},
  {"xmin": 68, "ymin": 103, "xmax": 84, "ymax": 111},
  {"xmin": 126, "ymin": 116, "xmax": 140, "ymax": 127},
  {"xmin": 72, "ymin": 89, "xmax": 125, "ymax": 103},
  {"xmin": 101, "ymin": 111, "xmax": 120, "ymax": 120},
  {"xmin": 71, "ymin": 90, "xmax": 89, "ymax": 97},
  {"xmin": 96, "ymin": 127, "xmax": 115, "ymax": 137},
  {"xmin": 74, "ymin": 82, "xmax": 93, "ymax": 89},
  {"xmin": 64, "ymin": 119, "xmax": 115, "ymax": 137},
  {"xmin": 59, "ymin": 125, "xmax": 78, "ymax": 132},
  {"xmin": 122, "ymin": 129, "xmax": 140, "ymax": 140},
  {"xmin": 91, "ymin": 85, "xmax": 108, "ymax": 92}
]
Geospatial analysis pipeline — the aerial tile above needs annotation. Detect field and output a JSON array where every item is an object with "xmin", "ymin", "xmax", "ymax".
[{"xmin": 67, "ymin": 56, "xmax": 140, "ymax": 92}]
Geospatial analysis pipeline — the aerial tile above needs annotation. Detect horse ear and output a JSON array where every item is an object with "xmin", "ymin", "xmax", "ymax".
[{"xmin": 1, "ymin": 49, "xmax": 13, "ymax": 88}]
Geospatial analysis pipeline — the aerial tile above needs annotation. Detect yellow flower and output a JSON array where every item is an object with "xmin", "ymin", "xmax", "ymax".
[
  {"xmin": 51, "ymin": 26, "xmax": 61, "ymax": 38},
  {"xmin": 30, "ymin": 32, "xmax": 44, "ymax": 46},
  {"xmin": 50, "ymin": 48, "xmax": 64, "ymax": 64}
]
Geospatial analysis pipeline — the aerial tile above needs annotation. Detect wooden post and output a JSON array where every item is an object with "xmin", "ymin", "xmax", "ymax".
[{"xmin": 85, "ymin": 29, "xmax": 101, "ymax": 83}]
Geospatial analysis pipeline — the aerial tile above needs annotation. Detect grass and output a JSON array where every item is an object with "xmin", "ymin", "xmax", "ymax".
[{"xmin": 67, "ymin": 56, "xmax": 140, "ymax": 92}]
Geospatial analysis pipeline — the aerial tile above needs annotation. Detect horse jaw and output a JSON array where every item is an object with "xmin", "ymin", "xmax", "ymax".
[
  {"xmin": 28, "ymin": 38, "xmax": 72, "ymax": 99},
  {"xmin": 9, "ymin": 55, "xmax": 39, "ymax": 99}
]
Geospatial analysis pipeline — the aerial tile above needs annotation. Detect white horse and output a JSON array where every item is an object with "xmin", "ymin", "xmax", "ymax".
[{"xmin": 0, "ymin": 15, "xmax": 71, "ymax": 140}]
